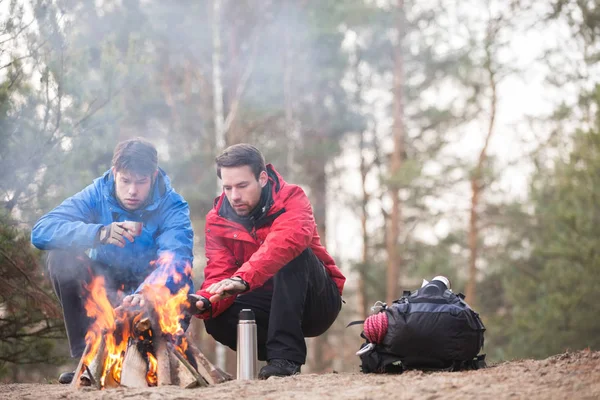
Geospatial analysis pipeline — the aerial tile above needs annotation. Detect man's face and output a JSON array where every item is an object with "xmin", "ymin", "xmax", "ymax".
[
  {"xmin": 113, "ymin": 168, "xmax": 156, "ymax": 211},
  {"xmin": 221, "ymin": 165, "xmax": 268, "ymax": 217}
]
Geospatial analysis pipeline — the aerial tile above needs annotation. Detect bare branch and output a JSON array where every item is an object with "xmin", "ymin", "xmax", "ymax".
[{"xmin": 0, "ymin": 17, "xmax": 35, "ymax": 46}]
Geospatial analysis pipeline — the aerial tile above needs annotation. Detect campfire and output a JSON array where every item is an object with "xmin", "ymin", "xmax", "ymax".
[{"xmin": 71, "ymin": 254, "xmax": 231, "ymax": 389}]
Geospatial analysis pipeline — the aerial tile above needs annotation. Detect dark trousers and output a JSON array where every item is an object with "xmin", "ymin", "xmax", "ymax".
[
  {"xmin": 204, "ymin": 249, "xmax": 342, "ymax": 365},
  {"xmin": 46, "ymin": 250, "xmax": 137, "ymax": 358}
]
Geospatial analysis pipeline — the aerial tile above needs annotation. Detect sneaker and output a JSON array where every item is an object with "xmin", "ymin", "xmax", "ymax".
[
  {"xmin": 58, "ymin": 371, "xmax": 75, "ymax": 384},
  {"xmin": 258, "ymin": 359, "xmax": 301, "ymax": 379}
]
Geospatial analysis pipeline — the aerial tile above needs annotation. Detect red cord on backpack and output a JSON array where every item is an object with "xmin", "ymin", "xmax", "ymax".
[{"xmin": 363, "ymin": 312, "xmax": 389, "ymax": 344}]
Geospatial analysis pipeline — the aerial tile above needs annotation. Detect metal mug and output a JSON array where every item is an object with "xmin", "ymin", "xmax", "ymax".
[{"xmin": 123, "ymin": 221, "xmax": 143, "ymax": 236}]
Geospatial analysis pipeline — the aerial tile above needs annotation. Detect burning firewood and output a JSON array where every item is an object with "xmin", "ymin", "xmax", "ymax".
[
  {"xmin": 71, "ymin": 343, "xmax": 90, "ymax": 389},
  {"xmin": 170, "ymin": 353, "xmax": 199, "ymax": 388},
  {"xmin": 74, "ymin": 270, "xmax": 234, "ymax": 390},
  {"xmin": 72, "ymin": 315, "xmax": 232, "ymax": 390},
  {"xmin": 134, "ymin": 316, "xmax": 152, "ymax": 333},
  {"xmin": 169, "ymin": 343, "xmax": 208, "ymax": 388},
  {"xmin": 71, "ymin": 336, "xmax": 108, "ymax": 389},
  {"xmin": 85, "ymin": 334, "xmax": 108, "ymax": 387},
  {"xmin": 103, "ymin": 363, "xmax": 120, "ymax": 389},
  {"xmin": 154, "ymin": 334, "xmax": 172, "ymax": 386},
  {"xmin": 184, "ymin": 332, "xmax": 233, "ymax": 384},
  {"xmin": 120, "ymin": 338, "xmax": 149, "ymax": 388}
]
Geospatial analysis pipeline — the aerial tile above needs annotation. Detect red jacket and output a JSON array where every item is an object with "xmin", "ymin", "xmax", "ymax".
[{"xmin": 196, "ymin": 165, "xmax": 345, "ymax": 318}]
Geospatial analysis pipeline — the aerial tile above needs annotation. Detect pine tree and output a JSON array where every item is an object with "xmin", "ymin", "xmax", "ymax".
[{"xmin": 506, "ymin": 86, "xmax": 600, "ymax": 358}]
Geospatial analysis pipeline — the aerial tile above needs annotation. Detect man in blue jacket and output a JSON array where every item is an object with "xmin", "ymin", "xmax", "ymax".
[{"xmin": 31, "ymin": 137, "xmax": 194, "ymax": 384}]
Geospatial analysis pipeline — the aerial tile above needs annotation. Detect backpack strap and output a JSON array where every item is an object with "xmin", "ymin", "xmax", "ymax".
[
  {"xmin": 474, "ymin": 354, "xmax": 487, "ymax": 369},
  {"xmin": 449, "ymin": 354, "xmax": 487, "ymax": 371},
  {"xmin": 346, "ymin": 320, "xmax": 365, "ymax": 328}
]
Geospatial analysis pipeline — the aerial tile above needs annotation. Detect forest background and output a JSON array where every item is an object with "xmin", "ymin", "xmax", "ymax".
[{"xmin": 1, "ymin": 0, "xmax": 599, "ymax": 382}]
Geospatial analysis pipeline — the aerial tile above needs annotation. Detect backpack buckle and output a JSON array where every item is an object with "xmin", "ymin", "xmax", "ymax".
[
  {"xmin": 370, "ymin": 301, "xmax": 387, "ymax": 314},
  {"xmin": 356, "ymin": 342, "xmax": 376, "ymax": 356}
]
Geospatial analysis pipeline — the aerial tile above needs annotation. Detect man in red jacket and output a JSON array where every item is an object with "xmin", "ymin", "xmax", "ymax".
[{"xmin": 193, "ymin": 143, "xmax": 345, "ymax": 379}]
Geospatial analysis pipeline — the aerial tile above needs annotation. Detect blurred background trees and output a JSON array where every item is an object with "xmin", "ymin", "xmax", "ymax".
[{"xmin": 1, "ymin": 0, "xmax": 599, "ymax": 380}]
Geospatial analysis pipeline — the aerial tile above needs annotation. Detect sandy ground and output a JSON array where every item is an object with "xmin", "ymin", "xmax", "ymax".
[{"xmin": 1, "ymin": 350, "xmax": 598, "ymax": 400}]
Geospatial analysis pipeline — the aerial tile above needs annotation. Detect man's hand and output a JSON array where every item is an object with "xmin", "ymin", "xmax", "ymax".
[
  {"xmin": 206, "ymin": 277, "xmax": 249, "ymax": 303},
  {"xmin": 121, "ymin": 293, "xmax": 146, "ymax": 308},
  {"xmin": 187, "ymin": 294, "xmax": 211, "ymax": 315},
  {"xmin": 98, "ymin": 222, "xmax": 138, "ymax": 248}
]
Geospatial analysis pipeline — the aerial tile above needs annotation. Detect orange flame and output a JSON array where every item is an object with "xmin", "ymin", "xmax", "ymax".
[
  {"xmin": 146, "ymin": 352, "xmax": 158, "ymax": 386},
  {"xmin": 142, "ymin": 253, "xmax": 192, "ymax": 337},
  {"xmin": 81, "ymin": 252, "xmax": 194, "ymax": 388},
  {"xmin": 83, "ymin": 276, "xmax": 115, "ymax": 366},
  {"xmin": 83, "ymin": 276, "xmax": 131, "ymax": 386}
]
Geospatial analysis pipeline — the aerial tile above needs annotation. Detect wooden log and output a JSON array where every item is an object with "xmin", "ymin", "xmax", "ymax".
[
  {"xmin": 104, "ymin": 363, "xmax": 120, "ymax": 389},
  {"xmin": 134, "ymin": 317, "xmax": 151, "ymax": 334},
  {"xmin": 71, "ymin": 342, "xmax": 90, "ymax": 389},
  {"xmin": 84, "ymin": 334, "xmax": 107, "ymax": 388},
  {"xmin": 169, "ymin": 343, "xmax": 208, "ymax": 388},
  {"xmin": 167, "ymin": 350, "xmax": 180, "ymax": 385},
  {"xmin": 72, "ymin": 336, "xmax": 107, "ymax": 389},
  {"xmin": 120, "ymin": 339, "xmax": 149, "ymax": 388},
  {"xmin": 80, "ymin": 365, "xmax": 98, "ymax": 388},
  {"xmin": 184, "ymin": 332, "xmax": 233, "ymax": 384},
  {"xmin": 170, "ymin": 351, "xmax": 198, "ymax": 388},
  {"xmin": 154, "ymin": 334, "xmax": 172, "ymax": 386}
]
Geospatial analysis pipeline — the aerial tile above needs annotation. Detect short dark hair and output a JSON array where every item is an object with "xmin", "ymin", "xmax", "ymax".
[
  {"xmin": 112, "ymin": 137, "xmax": 158, "ymax": 176},
  {"xmin": 215, "ymin": 143, "xmax": 266, "ymax": 180}
]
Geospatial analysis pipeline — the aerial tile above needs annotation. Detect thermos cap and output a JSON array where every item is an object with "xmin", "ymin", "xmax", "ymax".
[
  {"xmin": 432, "ymin": 275, "xmax": 451, "ymax": 290},
  {"xmin": 239, "ymin": 309, "xmax": 255, "ymax": 321}
]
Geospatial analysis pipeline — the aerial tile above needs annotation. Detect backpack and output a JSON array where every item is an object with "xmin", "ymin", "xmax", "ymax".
[{"xmin": 354, "ymin": 280, "xmax": 487, "ymax": 373}]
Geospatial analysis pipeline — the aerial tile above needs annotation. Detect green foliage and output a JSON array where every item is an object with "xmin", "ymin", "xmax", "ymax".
[
  {"xmin": 505, "ymin": 86, "xmax": 600, "ymax": 359},
  {"xmin": 0, "ymin": 212, "xmax": 64, "ymax": 378},
  {"xmin": 549, "ymin": 0, "xmax": 600, "ymax": 49}
]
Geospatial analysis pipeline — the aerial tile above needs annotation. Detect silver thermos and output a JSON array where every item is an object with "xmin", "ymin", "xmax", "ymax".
[{"xmin": 236, "ymin": 309, "xmax": 258, "ymax": 380}]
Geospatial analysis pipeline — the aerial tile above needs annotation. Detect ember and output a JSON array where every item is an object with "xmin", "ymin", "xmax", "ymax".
[{"xmin": 71, "ymin": 253, "xmax": 231, "ymax": 389}]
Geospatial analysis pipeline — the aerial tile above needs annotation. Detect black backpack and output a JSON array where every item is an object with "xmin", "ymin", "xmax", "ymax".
[{"xmin": 355, "ymin": 281, "xmax": 487, "ymax": 373}]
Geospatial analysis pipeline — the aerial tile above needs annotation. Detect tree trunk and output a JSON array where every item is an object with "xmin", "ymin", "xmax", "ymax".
[
  {"xmin": 466, "ymin": 14, "xmax": 498, "ymax": 307},
  {"xmin": 358, "ymin": 130, "xmax": 369, "ymax": 320},
  {"xmin": 212, "ymin": 0, "xmax": 225, "ymax": 158},
  {"xmin": 212, "ymin": 0, "xmax": 227, "ymax": 370},
  {"xmin": 385, "ymin": 0, "xmax": 405, "ymax": 305},
  {"xmin": 225, "ymin": 11, "xmax": 243, "ymax": 145},
  {"xmin": 467, "ymin": 179, "xmax": 480, "ymax": 305},
  {"xmin": 283, "ymin": 0, "xmax": 296, "ymax": 180},
  {"xmin": 309, "ymin": 154, "xmax": 328, "ymax": 372}
]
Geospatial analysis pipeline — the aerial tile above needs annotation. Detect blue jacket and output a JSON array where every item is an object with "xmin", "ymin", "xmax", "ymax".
[{"xmin": 31, "ymin": 168, "xmax": 194, "ymax": 294}]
